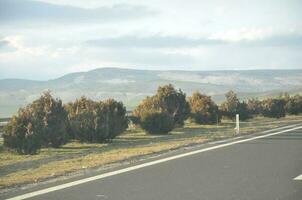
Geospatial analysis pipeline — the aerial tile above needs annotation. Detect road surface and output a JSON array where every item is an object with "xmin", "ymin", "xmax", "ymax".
[{"xmin": 3, "ymin": 125, "xmax": 302, "ymax": 200}]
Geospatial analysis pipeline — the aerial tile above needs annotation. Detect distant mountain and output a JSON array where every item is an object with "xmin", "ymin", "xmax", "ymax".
[{"xmin": 0, "ymin": 68, "xmax": 301, "ymax": 117}]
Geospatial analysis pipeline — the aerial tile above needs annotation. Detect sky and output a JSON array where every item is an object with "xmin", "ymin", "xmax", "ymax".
[{"xmin": 0, "ymin": 0, "xmax": 302, "ymax": 80}]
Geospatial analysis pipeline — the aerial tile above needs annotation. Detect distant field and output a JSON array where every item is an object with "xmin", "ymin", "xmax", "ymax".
[{"xmin": 0, "ymin": 115, "xmax": 301, "ymax": 192}]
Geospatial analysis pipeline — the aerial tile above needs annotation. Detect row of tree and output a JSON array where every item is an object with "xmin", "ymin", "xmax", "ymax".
[
  {"xmin": 133, "ymin": 85, "xmax": 302, "ymax": 134},
  {"xmin": 3, "ymin": 93, "xmax": 128, "ymax": 154},
  {"xmin": 3, "ymin": 85, "xmax": 302, "ymax": 154}
]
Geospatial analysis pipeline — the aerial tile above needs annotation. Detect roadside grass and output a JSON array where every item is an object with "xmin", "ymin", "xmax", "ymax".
[{"xmin": 0, "ymin": 115, "xmax": 301, "ymax": 189}]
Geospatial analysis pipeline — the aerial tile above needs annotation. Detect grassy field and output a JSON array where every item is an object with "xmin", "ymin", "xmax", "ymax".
[{"xmin": 0, "ymin": 115, "xmax": 302, "ymax": 190}]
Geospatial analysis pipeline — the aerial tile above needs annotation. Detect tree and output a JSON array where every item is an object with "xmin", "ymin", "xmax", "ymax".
[
  {"xmin": 156, "ymin": 84, "xmax": 190, "ymax": 126},
  {"xmin": 220, "ymin": 90, "xmax": 251, "ymax": 120},
  {"xmin": 261, "ymin": 98, "xmax": 286, "ymax": 118},
  {"xmin": 237, "ymin": 101, "xmax": 251, "ymax": 121},
  {"xmin": 247, "ymin": 98, "xmax": 262, "ymax": 115},
  {"xmin": 139, "ymin": 111, "xmax": 174, "ymax": 135},
  {"xmin": 284, "ymin": 95, "xmax": 302, "ymax": 115},
  {"xmin": 133, "ymin": 84, "xmax": 190, "ymax": 134},
  {"xmin": 133, "ymin": 96, "xmax": 171, "ymax": 134},
  {"xmin": 3, "ymin": 108, "xmax": 42, "ymax": 154},
  {"xmin": 31, "ymin": 92, "xmax": 68, "ymax": 147},
  {"xmin": 65, "ymin": 96, "xmax": 97, "ymax": 142},
  {"xmin": 132, "ymin": 96, "xmax": 161, "ymax": 122},
  {"xmin": 66, "ymin": 97, "xmax": 128, "ymax": 142},
  {"xmin": 188, "ymin": 92, "xmax": 220, "ymax": 124},
  {"xmin": 3, "ymin": 92, "xmax": 68, "ymax": 154},
  {"xmin": 220, "ymin": 90, "xmax": 240, "ymax": 119},
  {"xmin": 95, "ymin": 99, "xmax": 128, "ymax": 141}
]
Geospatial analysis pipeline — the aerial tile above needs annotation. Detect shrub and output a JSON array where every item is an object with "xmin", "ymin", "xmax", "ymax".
[
  {"xmin": 188, "ymin": 92, "xmax": 220, "ymax": 124},
  {"xmin": 65, "ymin": 97, "xmax": 97, "ymax": 142},
  {"xmin": 3, "ymin": 109, "xmax": 42, "ymax": 154},
  {"xmin": 66, "ymin": 97, "xmax": 128, "ymax": 143},
  {"xmin": 31, "ymin": 92, "xmax": 68, "ymax": 148},
  {"xmin": 95, "ymin": 99, "xmax": 128, "ymax": 141},
  {"xmin": 247, "ymin": 98, "xmax": 262, "ymax": 115},
  {"xmin": 3, "ymin": 92, "xmax": 68, "ymax": 154},
  {"xmin": 237, "ymin": 101, "xmax": 251, "ymax": 121},
  {"xmin": 220, "ymin": 90, "xmax": 240, "ymax": 119},
  {"xmin": 285, "ymin": 95, "xmax": 302, "ymax": 115},
  {"xmin": 133, "ymin": 84, "xmax": 190, "ymax": 134},
  {"xmin": 140, "ymin": 111, "xmax": 174, "ymax": 135},
  {"xmin": 132, "ymin": 96, "xmax": 160, "ymax": 125},
  {"xmin": 220, "ymin": 90, "xmax": 252, "ymax": 120},
  {"xmin": 261, "ymin": 98, "xmax": 286, "ymax": 118},
  {"xmin": 156, "ymin": 84, "xmax": 190, "ymax": 126}
]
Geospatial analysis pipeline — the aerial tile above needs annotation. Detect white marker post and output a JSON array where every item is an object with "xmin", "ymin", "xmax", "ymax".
[{"xmin": 235, "ymin": 114, "xmax": 239, "ymax": 134}]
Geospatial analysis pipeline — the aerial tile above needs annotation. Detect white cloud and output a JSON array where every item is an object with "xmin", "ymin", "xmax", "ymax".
[
  {"xmin": 209, "ymin": 28, "xmax": 273, "ymax": 42},
  {"xmin": 0, "ymin": 35, "xmax": 48, "ymax": 59},
  {"xmin": 0, "ymin": 0, "xmax": 302, "ymax": 80}
]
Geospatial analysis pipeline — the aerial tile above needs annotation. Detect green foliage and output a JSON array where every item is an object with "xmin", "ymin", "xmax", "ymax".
[
  {"xmin": 220, "ymin": 90, "xmax": 252, "ymax": 120},
  {"xmin": 220, "ymin": 90, "xmax": 240, "ymax": 119},
  {"xmin": 140, "ymin": 111, "xmax": 174, "ymax": 135},
  {"xmin": 133, "ymin": 96, "xmax": 161, "ymax": 120},
  {"xmin": 133, "ymin": 84, "xmax": 190, "ymax": 134},
  {"xmin": 66, "ymin": 97, "xmax": 128, "ymax": 143},
  {"xmin": 3, "ymin": 109, "xmax": 42, "ymax": 154},
  {"xmin": 31, "ymin": 92, "xmax": 69, "ymax": 148},
  {"xmin": 65, "ymin": 97, "xmax": 96, "ymax": 141},
  {"xmin": 95, "ymin": 99, "xmax": 129, "ymax": 140},
  {"xmin": 261, "ymin": 98, "xmax": 286, "ymax": 118},
  {"xmin": 3, "ymin": 92, "xmax": 68, "ymax": 154},
  {"xmin": 188, "ymin": 92, "xmax": 220, "ymax": 124},
  {"xmin": 284, "ymin": 95, "xmax": 302, "ymax": 115},
  {"xmin": 237, "ymin": 101, "xmax": 251, "ymax": 121},
  {"xmin": 247, "ymin": 98, "xmax": 262, "ymax": 115},
  {"xmin": 156, "ymin": 84, "xmax": 190, "ymax": 126}
]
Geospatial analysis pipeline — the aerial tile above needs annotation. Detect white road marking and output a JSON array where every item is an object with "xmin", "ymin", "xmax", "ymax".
[
  {"xmin": 6, "ymin": 125, "xmax": 302, "ymax": 200},
  {"xmin": 261, "ymin": 123, "xmax": 301, "ymax": 133},
  {"xmin": 96, "ymin": 194, "xmax": 108, "ymax": 199},
  {"xmin": 294, "ymin": 174, "xmax": 302, "ymax": 180}
]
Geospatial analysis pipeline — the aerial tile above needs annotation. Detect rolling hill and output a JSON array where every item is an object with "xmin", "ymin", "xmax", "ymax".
[{"xmin": 0, "ymin": 68, "xmax": 301, "ymax": 118}]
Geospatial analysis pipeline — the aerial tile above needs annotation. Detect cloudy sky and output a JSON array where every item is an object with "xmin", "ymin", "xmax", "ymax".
[{"xmin": 0, "ymin": 0, "xmax": 302, "ymax": 80}]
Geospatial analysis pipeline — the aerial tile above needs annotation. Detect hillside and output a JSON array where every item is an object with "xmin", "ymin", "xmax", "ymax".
[{"xmin": 0, "ymin": 68, "xmax": 301, "ymax": 117}]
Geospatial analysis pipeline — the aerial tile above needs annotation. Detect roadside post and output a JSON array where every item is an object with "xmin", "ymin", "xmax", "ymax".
[{"xmin": 235, "ymin": 114, "xmax": 239, "ymax": 134}]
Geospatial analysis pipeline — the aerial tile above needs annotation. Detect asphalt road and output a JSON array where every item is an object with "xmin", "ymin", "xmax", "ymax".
[{"xmin": 4, "ymin": 126, "xmax": 302, "ymax": 200}]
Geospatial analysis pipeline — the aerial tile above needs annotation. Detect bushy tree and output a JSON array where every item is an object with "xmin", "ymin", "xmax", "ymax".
[
  {"xmin": 247, "ymin": 98, "xmax": 262, "ymax": 115},
  {"xmin": 284, "ymin": 95, "xmax": 302, "ymax": 115},
  {"xmin": 3, "ymin": 108, "xmax": 42, "ymax": 154},
  {"xmin": 132, "ymin": 96, "xmax": 161, "ymax": 121},
  {"xmin": 140, "ymin": 111, "xmax": 174, "ymax": 135},
  {"xmin": 3, "ymin": 92, "xmax": 68, "ymax": 154},
  {"xmin": 95, "ymin": 99, "xmax": 128, "ymax": 140},
  {"xmin": 133, "ymin": 96, "xmax": 170, "ymax": 134},
  {"xmin": 188, "ymin": 92, "xmax": 220, "ymax": 124},
  {"xmin": 133, "ymin": 84, "xmax": 190, "ymax": 134},
  {"xmin": 66, "ymin": 97, "xmax": 128, "ymax": 142},
  {"xmin": 31, "ymin": 92, "xmax": 68, "ymax": 147},
  {"xmin": 65, "ymin": 97, "xmax": 97, "ymax": 141},
  {"xmin": 237, "ymin": 101, "xmax": 251, "ymax": 120},
  {"xmin": 220, "ymin": 90, "xmax": 251, "ymax": 120},
  {"xmin": 220, "ymin": 90, "xmax": 240, "ymax": 119},
  {"xmin": 156, "ymin": 84, "xmax": 190, "ymax": 126},
  {"xmin": 261, "ymin": 98, "xmax": 286, "ymax": 118}
]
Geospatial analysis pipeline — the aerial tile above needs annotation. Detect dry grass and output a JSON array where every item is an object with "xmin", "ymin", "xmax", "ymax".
[{"xmin": 0, "ymin": 115, "xmax": 301, "ymax": 188}]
